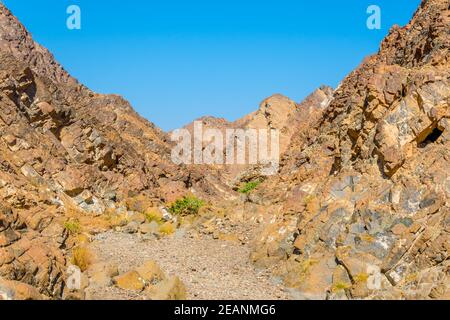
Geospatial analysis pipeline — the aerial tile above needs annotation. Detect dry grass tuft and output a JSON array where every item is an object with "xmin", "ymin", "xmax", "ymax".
[
  {"xmin": 64, "ymin": 219, "xmax": 82, "ymax": 235},
  {"xmin": 71, "ymin": 246, "xmax": 94, "ymax": 272},
  {"xmin": 159, "ymin": 222, "xmax": 175, "ymax": 235}
]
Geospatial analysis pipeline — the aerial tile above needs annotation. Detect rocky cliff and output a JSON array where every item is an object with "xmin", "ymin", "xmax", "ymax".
[
  {"xmin": 0, "ymin": 3, "xmax": 229, "ymax": 299},
  {"xmin": 180, "ymin": 86, "xmax": 334, "ymax": 184},
  {"xmin": 248, "ymin": 0, "xmax": 450, "ymax": 299}
]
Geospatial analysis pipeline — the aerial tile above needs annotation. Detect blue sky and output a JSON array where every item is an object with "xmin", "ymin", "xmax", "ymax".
[{"xmin": 4, "ymin": 0, "xmax": 421, "ymax": 131}]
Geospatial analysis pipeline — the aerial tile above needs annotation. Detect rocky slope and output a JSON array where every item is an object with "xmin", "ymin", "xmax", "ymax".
[
  {"xmin": 180, "ymin": 87, "xmax": 334, "ymax": 184},
  {"xmin": 0, "ymin": 3, "xmax": 230, "ymax": 299},
  {"xmin": 246, "ymin": 0, "xmax": 450, "ymax": 299}
]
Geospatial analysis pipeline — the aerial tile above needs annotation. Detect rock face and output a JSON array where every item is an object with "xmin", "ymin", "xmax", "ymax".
[
  {"xmin": 235, "ymin": 87, "xmax": 334, "ymax": 153},
  {"xmin": 0, "ymin": 3, "xmax": 228, "ymax": 299},
  {"xmin": 179, "ymin": 87, "xmax": 334, "ymax": 183},
  {"xmin": 0, "ymin": 6, "xmax": 74, "ymax": 85},
  {"xmin": 249, "ymin": 0, "xmax": 450, "ymax": 299}
]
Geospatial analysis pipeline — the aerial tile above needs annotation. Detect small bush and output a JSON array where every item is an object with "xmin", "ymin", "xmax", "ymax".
[
  {"xmin": 238, "ymin": 180, "xmax": 261, "ymax": 194},
  {"xmin": 159, "ymin": 222, "xmax": 175, "ymax": 235},
  {"xmin": 107, "ymin": 212, "xmax": 129, "ymax": 228},
  {"xmin": 354, "ymin": 273, "xmax": 369, "ymax": 283},
  {"xmin": 71, "ymin": 246, "xmax": 93, "ymax": 272},
  {"xmin": 332, "ymin": 282, "xmax": 351, "ymax": 292},
  {"xmin": 64, "ymin": 220, "xmax": 81, "ymax": 235},
  {"xmin": 145, "ymin": 210, "xmax": 163, "ymax": 224},
  {"xmin": 169, "ymin": 196, "xmax": 205, "ymax": 216}
]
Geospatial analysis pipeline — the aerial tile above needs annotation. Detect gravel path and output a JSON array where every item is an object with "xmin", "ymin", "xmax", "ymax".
[{"xmin": 89, "ymin": 229, "xmax": 291, "ymax": 300}]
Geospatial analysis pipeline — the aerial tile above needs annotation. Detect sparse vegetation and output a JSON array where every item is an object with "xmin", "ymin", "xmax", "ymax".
[
  {"xmin": 354, "ymin": 273, "xmax": 369, "ymax": 283},
  {"xmin": 332, "ymin": 282, "xmax": 352, "ymax": 292},
  {"xmin": 71, "ymin": 246, "xmax": 93, "ymax": 272},
  {"xmin": 159, "ymin": 221, "xmax": 175, "ymax": 235},
  {"xmin": 169, "ymin": 196, "xmax": 205, "ymax": 216},
  {"xmin": 145, "ymin": 209, "xmax": 163, "ymax": 224},
  {"xmin": 64, "ymin": 219, "xmax": 81, "ymax": 235},
  {"xmin": 76, "ymin": 233, "xmax": 91, "ymax": 245},
  {"xmin": 294, "ymin": 258, "xmax": 319, "ymax": 284},
  {"xmin": 105, "ymin": 211, "xmax": 129, "ymax": 228},
  {"xmin": 303, "ymin": 194, "xmax": 315, "ymax": 205},
  {"xmin": 238, "ymin": 180, "xmax": 261, "ymax": 194}
]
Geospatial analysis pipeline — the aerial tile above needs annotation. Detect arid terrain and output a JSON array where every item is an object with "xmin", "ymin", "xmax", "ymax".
[{"xmin": 0, "ymin": 0, "xmax": 449, "ymax": 300}]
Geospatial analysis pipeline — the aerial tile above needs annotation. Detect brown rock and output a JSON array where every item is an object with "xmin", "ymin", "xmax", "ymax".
[
  {"xmin": 88, "ymin": 262, "xmax": 119, "ymax": 288},
  {"xmin": 135, "ymin": 260, "xmax": 166, "ymax": 284},
  {"xmin": 145, "ymin": 276, "xmax": 186, "ymax": 300},
  {"xmin": 113, "ymin": 271, "xmax": 145, "ymax": 291},
  {"xmin": 0, "ymin": 279, "xmax": 43, "ymax": 300}
]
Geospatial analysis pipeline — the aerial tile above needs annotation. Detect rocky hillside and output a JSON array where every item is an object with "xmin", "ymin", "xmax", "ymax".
[
  {"xmin": 0, "ymin": 3, "xmax": 230, "ymax": 299},
  {"xmin": 180, "ymin": 87, "xmax": 334, "ymax": 183},
  {"xmin": 247, "ymin": 0, "xmax": 450, "ymax": 299}
]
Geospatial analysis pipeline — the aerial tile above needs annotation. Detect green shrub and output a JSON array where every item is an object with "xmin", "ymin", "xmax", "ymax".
[
  {"xmin": 64, "ymin": 220, "xmax": 81, "ymax": 235},
  {"xmin": 169, "ymin": 196, "xmax": 205, "ymax": 216},
  {"xmin": 238, "ymin": 180, "xmax": 261, "ymax": 194}
]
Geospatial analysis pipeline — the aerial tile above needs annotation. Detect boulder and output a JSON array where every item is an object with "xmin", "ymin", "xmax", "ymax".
[
  {"xmin": 122, "ymin": 221, "xmax": 140, "ymax": 234},
  {"xmin": 0, "ymin": 278, "xmax": 43, "ymax": 300},
  {"xmin": 87, "ymin": 262, "xmax": 119, "ymax": 288},
  {"xmin": 113, "ymin": 271, "xmax": 145, "ymax": 291},
  {"xmin": 145, "ymin": 276, "xmax": 186, "ymax": 300},
  {"xmin": 135, "ymin": 260, "xmax": 166, "ymax": 285}
]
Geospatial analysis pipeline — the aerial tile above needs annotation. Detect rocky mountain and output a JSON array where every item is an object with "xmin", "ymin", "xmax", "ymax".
[
  {"xmin": 247, "ymin": 0, "xmax": 450, "ymax": 299},
  {"xmin": 0, "ymin": 0, "xmax": 448, "ymax": 300},
  {"xmin": 0, "ymin": 3, "xmax": 229, "ymax": 299},
  {"xmin": 179, "ymin": 87, "xmax": 334, "ymax": 183}
]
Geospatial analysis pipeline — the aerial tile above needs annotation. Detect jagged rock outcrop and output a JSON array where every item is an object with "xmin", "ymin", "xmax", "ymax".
[{"xmin": 249, "ymin": 0, "xmax": 449, "ymax": 300}]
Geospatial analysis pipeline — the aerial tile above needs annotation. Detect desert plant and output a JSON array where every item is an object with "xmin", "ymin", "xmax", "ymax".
[
  {"xmin": 106, "ymin": 212, "xmax": 129, "ymax": 228},
  {"xmin": 159, "ymin": 222, "xmax": 175, "ymax": 235},
  {"xmin": 238, "ymin": 180, "xmax": 261, "ymax": 194},
  {"xmin": 71, "ymin": 246, "xmax": 93, "ymax": 272},
  {"xmin": 332, "ymin": 282, "xmax": 352, "ymax": 292},
  {"xmin": 64, "ymin": 219, "xmax": 81, "ymax": 235},
  {"xmin": 354, "ymin": 273, "xmax": 369, "ymax": 283},
  {"xmin": 169, "ymin": 196, "xmax": 205, "ymax": 216},
  {"xmin": 145, "ymin": 210, "xmax": 163, "ymax": 224}
]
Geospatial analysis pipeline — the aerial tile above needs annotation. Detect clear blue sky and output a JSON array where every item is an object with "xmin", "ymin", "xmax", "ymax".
[{"xmin": 4, "ymin": 0, "xmax": 421, "ymax": 131}]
